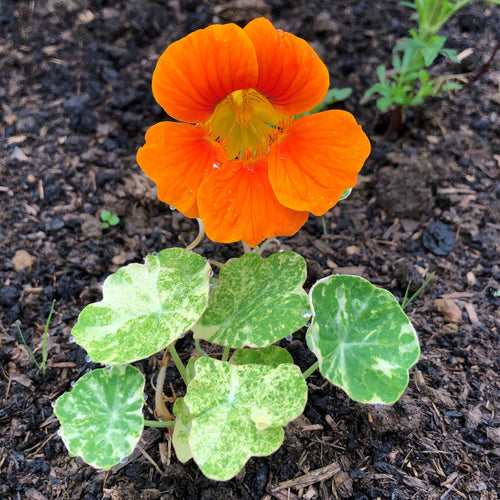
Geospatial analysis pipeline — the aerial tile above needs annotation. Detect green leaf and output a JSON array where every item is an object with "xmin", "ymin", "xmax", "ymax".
[
  {"xmin": 176, "ymin": 358, "xmax": 307, "ymax": 480},
  {"xmin": 100, "ymin": 210, "xmax": 111, "ymax": 221},
  {"xmin": 306, "ymin": 275, "xmax": 420, "ymax": 404},
  {"xmin": 439, "ymin": 48, "xmax": 460, "ymax": 62},
  {"xmin": 376, "ymin": 64, "xmax": 387, "ymax": 83},
  {"xmin": 108, "ymin": 214, "xmax": 120, "ymax": 226},
  {"xmin": 339, "ymin": 188, "xmax": 352, "ymax": 201},
  {"xmin": 54, "ymin": 365, "xmax": 145, "ymax": 469},
  {"xmin": 324, "ymin": 87, "xmax": 352, "ymax": 103},
  {"xmin": 376, "ymin": 96, "xmax": 394, "ymax": 111},
  {"xmin": 72, "ymin": 248, "xmax": 210, "ymax": 364},
  {"xmin": 230, "ymin": 346, "xmax": 294, "ymax": 367},
  {"xmin": 172, "ymin": 397, "xmax": 194, "ymax": 463},
  {"xmin": 192, "ymin": 252, "xmax": 310, "ymax": 348}
]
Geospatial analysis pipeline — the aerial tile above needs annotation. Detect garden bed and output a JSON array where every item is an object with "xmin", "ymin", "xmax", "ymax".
[{"xmin": 1, "ymin": 0, "xmax": 499, "ymax": 498}]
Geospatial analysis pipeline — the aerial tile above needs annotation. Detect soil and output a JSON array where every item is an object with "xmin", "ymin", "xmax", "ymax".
[{"xmin": 1, "ymin": 1, "xmax": 499, "ymax": 499}]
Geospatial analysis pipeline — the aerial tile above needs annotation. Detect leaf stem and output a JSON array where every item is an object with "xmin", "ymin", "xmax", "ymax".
[
  {"xmin": 154, "ymin": 350, "xmax": 171, "ymax": 422},
  {"xmin": 168, "ymin": 342, "xmax": 188, "ymax": 385},
  {"xmin": 222, "ymin": 345, "xmax": 230, "ymax": 362},
  {"xmin": 143, "ymin": 419, "xmax": 176, "ymax": 428},
  {"xmin": 302, "ymin": 361, "xmax": 319, "ymax": 379},
  {"xmin": 194, "ymin": 338, "xmax": 208, "ymax": 357}
]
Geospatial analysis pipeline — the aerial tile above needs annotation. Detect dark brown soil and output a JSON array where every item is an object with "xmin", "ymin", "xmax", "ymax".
[{"xmin": 1, "ymin": 1, "xmax": 499, "ymax": 499}]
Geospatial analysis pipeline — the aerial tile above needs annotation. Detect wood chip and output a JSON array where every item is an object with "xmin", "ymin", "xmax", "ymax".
[
  {"xmin": 271, "ymin": 462, "xmax": 341, "ymax": 492},
  {"xmin": 11, "ymin": 373, "xmax": 34, "ymax": 388},
  {"xmin": 466, "ymin": 271, "xmax": 477, "ymax": 285},
  {"xmin": 312, "ymin": 239, "xmax": 334, "ymax": 255},
  {"xmin": 301, "ymin": 424, "xmax": 324, "ymax": 432},
  {"xmin": 442, "ymin": 291, "xmax": 474, "ymax": 299},
  {"xmin": 464, "ymin": 303, "xmax": 479, "ymax": 325},
  {"xmin": 344, "ymin": 245, "xmax": 361, "ymax": 256}
]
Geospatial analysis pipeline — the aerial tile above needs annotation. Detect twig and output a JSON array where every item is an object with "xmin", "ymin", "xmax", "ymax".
[{"xmin": 463, "ymin": 40, "xmax": 500, "ymax": 89}]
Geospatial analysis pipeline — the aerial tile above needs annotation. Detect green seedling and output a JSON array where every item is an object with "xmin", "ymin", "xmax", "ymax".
[
  {"xmin": 364, "ymin": 0, "xmax": 500, "ymax": 128},
  {"xmin": 100, "ymin": 210, "xmax": 120, "ymax": 229},
  {"xmin": 401, "ymin": 271, "xmax": 436, "ymax": 309},
  {"xmin": 16, "ymin": 299, "xmax": 55, "ymax": 377}
]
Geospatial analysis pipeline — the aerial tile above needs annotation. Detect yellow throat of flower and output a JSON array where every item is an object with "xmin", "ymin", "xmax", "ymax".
[{"xmin": 206, "ymin": 89, "xmax": 290, "ymax": 159}]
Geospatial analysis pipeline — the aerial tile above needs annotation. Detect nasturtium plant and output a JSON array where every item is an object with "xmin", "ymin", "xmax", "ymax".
[
  {"xmin": 192, "ymin": 251, "xmax": 310, "ymax": 348},
  {"xmin": 72, "ymin": 248, "xmax": 210, "ymax": 364},
  {"xmin": 54, "ymin": 365, "xmax": 145, "ymax": 469},
  {"xmin": 306, "ymin": 275, "xmax": 420, "ymax": 404},
  {"xmin": 53, "ymin": 17, "xmax": 423, "ymax": 482}
]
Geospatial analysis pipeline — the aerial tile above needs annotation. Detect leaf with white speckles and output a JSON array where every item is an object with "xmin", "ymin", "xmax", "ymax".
[
  {"xmin": 230, "ymin": 346, "xmax": 293, "ymax": 367},
  {"xmin": 306, "ymin": 275, "xmax": 420, "ymax": 404},
  {"xmin": 72, "ymin": 248, "xmax": 211, "ymax": 364},
  {"xmin": 180, "ymin": 358, "xmax": 308, "ymax": 480},
  {"xmin": 53, "ymin": 365, "xmax": 145, "ymax": 469},
  {"xmin": 192, "ymin": 252, "xmax": 310, "ymax": 348}
]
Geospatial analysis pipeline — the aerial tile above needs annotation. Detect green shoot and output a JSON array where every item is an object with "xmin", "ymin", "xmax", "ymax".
[
  {"xmin": 16, "ymin": 299, "xmax": 56, "ymax": 376},
  {"xmin": 401, "ymin": 272, "xmax": 435, "ymax": 309}
]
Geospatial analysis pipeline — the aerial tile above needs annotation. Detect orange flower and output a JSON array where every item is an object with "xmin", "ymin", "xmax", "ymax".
[{"xmin": 137, "ymin": 18, "xmax": 370, "ymax": 247}]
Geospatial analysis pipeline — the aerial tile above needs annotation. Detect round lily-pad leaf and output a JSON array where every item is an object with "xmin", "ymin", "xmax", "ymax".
[
  {"xmin": 306, "ymin": 275, "xmax": 420, "ymax": 404},
  {"xmin": 178, "ymin": 357, "xmax": 308, "ymax": 480},
  {"xmin": 72, "ymin": 248, "xmax": 211, "ymax": 364},
  {"xmin": 192, "ymin": 252, "xmax": 310, "ymax": 348},
  {"xmin": 53, "ymin": 365, "xmax": 145, "ymax": 469},
  {"xmin": 230, "ymin": 346, "xmax": 293, "ymax": 367}
]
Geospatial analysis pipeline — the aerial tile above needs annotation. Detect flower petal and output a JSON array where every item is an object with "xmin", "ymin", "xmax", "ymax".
[
  {"xmin": 137, "ymin": 122, "xmax": 226, "ymax": 218},
  {"xmin": 197, "ymin": 157, "xmax": 308, "ymax": 247},
  {"xmin": 268, "ymin": 110, "xmax": 371, "ymax": 215},
  {"xmin": 153, "ymin": 24, "xmax": 259, "ymax": 124},
  {"xmin": 244, "ymin": 18, "xmax": 329, "ymax": 116}
]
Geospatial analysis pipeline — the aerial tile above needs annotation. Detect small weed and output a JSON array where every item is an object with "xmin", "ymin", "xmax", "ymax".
[
  {"xmin": 16, "ymin": 299, "xmax": 56, "ymax": 376},
  {"xmin": 100, "ymin": 210, "xmax": 120, "ymax": 229}
]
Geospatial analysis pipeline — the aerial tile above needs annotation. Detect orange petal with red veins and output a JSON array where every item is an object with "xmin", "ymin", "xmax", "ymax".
[
  {"xmin": 137, "ymin": 122, "xmax": 226, "ymax": 218},
  {"xmin": 153, "ymin": 24, "xmax": 259, "ymax": 124},
  {"xmin": 268, "ymin": 110, "xmax": 371, "ymax": 215},
  {"xmin": 197, "ymin": 157, "xmax": 308, "ymax": 247},
  {"xmin": 244, "ymin": 18, "xmax": 329, "ymax": 116}
]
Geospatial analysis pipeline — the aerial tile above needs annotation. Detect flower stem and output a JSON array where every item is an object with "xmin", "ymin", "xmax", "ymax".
[
  {"xmin": 302, "ymin": 361, "xmax": 319, "ymax": 379},
  {"xmin": 185, "ymin": 218, "xmax": 205, "ymax": 251},
  {"xmin": 144, "ymin": 419, "xmax": 176, "ymax": 428},
  {"xmin": 254, "ymin": 238, "xmax": 280, "ymax": 256},
  {"xmin": 168, "ymin": 342, "xmax": 188, "ymax": 385}
]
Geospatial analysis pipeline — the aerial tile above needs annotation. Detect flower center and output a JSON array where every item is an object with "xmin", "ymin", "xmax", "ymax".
[{"xmin": 206, "ymin": 89, "xmax": 290, "ymax": 159}]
